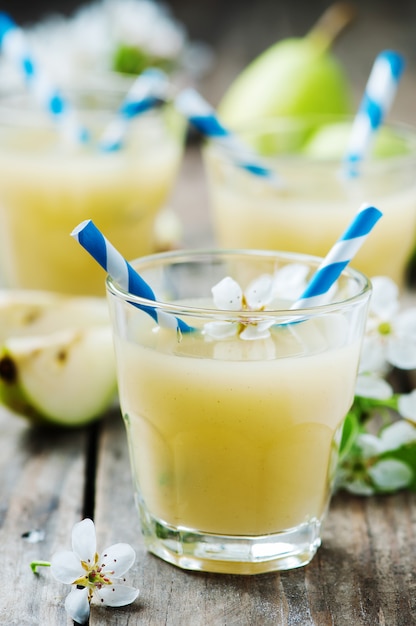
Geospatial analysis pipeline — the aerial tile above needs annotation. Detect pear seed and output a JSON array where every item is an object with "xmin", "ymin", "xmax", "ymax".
[{"xmin": 0, "ymin": 356, "xmax": 17, "ymax": 383}]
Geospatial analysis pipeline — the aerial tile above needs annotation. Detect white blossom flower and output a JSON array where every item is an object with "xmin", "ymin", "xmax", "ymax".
[
  {"xmin": 336, "ymin": 274, "xmax": 416, "ymax": 497},
  {"xmin": 204, "ymin": 275, "xmax": 273, "ymax": 341},
  {"xmin": 14, "ymin": 0, "xmax": 207, "ymax": 86},
  {"xmin": 204, "ymin": 266, "xmax": 308, "ymax": 342},
  {"xmin": 398, "ymin": 389, "xmax": 416, "ymax": 422},
  {"xmin": 362, "ymin": 276, "xmax": 416, "ymax": 371},
  {"xmin": 337, "ymin": 418, "xmax": 416, "ymax": 495},
  {"xmin": 357, "ymin": 420, "xmax": 416, "ymax": 458},
  {"xmin": 50, "ymin": 518, "xmax": 138, "ymax": 624}
]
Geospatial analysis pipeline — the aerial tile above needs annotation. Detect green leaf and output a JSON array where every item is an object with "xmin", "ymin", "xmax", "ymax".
[
  {"xmin": 112, "ymin": 44, "xmax": 175, "ymax": 76},
  {"xmin": 113, "ymin": 44, "xmax": 151, "ymax": 75},
  {"xmin": 338, "ymin": 410, "xmax": 360, "ymax": 461}
]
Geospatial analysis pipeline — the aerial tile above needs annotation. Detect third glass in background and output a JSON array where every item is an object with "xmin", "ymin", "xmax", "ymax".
[
  {"xmin": 0, "ymin": 80, "xmax": 186, "ymax": 295},
  {"xmin": 203, "ymin": 117, "xmax": 416, "ymax": 287}
]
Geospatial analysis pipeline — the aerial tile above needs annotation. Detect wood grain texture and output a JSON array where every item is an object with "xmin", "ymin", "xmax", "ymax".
[
  {"xmin": 92, "ymin": 412, "xmax": 416, "ymax": 626},
  {"xmin": 0, "ymin": 407, "xmax": 88, "ymax": 626}
]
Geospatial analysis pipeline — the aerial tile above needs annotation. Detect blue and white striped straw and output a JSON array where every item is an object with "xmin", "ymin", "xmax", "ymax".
[
  {"xmin": 0, "ymin": 12, "xmax": 88, "ymax": 144},
  {"xmin": 71, "ymin": 219, "xmax": 192, "ymax": 333},
  {"xmin": 99, "ymin": 68, "xmax": 170, "ymax": 152},
  {"xmin": 292, "ymin": 204, "xmax": 382, "ymax": 309},
  {"xmin": 175, "ymin": 87, "xmax": 280, "ymax": 185},
  {"xmin": 343, "ymin": 50, "xmax": 405, "ymax": 177}
]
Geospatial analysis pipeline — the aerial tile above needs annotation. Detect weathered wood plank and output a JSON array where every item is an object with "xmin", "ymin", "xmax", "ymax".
[
  {"xmin": 310, "ymin": 492, "xmax": 416, "ymax": 626},
  {"xmin": 92, "ymin": 412, "xmax": 416, "ymax": 626},
  {"xmin": 0, "ymin": 406, "xmax": 89, "ymax": 625}
]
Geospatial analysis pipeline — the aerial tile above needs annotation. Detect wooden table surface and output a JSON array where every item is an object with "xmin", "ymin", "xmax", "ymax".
[{"xmin": 0, "ymin": 145, "xmax": 415, "ymax": 626}]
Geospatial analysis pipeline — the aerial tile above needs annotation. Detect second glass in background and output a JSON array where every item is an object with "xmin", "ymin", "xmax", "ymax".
[{"xmin": 203, "ymin": 116, "xmax": 416, "ymax": 287}]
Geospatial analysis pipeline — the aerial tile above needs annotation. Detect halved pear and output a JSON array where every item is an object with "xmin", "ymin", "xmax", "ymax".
[
  {"xmin": 0, "ymin": 290, "xmax": 118, "ymax": 427},
  {"xmin": 0, "ymin": 290, "xmax": 110, "ymax": 342},
  {"xmin": 0, "ymin": 326, "xmax": 117, "ymax": 427}
]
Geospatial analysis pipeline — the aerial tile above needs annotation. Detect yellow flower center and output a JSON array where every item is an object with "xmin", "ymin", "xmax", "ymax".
[
  {"xmin": 378, "ymin": 321, "xmax": 391, "ymax": 336},
  {"xmin": 73, "ymin": 552, "xmax": 114, "ymax": 595}
]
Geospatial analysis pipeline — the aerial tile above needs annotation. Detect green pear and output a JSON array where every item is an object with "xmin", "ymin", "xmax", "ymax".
[
  {"xmin": 0, "ymin": 291, "xmax": 117, "ymax": 427},
  {"xmin": 302, "ymin": 121, "xmax": 409, "ymax": 160},
  {"xmin": 218, "ymin": 4, "xmax": 354, "ymax": 127}
]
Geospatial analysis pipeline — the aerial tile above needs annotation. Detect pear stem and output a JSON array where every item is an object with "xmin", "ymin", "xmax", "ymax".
[
  {"xmin": 30, "ymin": 560, "xmax": 51, "ymax": 574},
  {"xmin": 307, "ymin": 2, "xmax": 357, "ymax": 53}
]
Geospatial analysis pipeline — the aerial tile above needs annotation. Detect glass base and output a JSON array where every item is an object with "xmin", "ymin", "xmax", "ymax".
[{"xmin": 137, "ymin": 500, "xmax": 322, "ymax": 574}]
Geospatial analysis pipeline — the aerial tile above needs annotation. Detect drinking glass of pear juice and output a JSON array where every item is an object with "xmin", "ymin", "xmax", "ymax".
[
  {"xmin": 0, "ymin": 87, "xmax": 185, "ymax": 295},
  {"xmin": 203, "ymin": 117, "xmax": 416, "ymax": 287},
  {"xmin": 106, "ymin": 249, "xmax": 371, "ymax": 574}
]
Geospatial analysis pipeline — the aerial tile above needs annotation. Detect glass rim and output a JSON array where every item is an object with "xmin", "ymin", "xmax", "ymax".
[
  {"xmin": 105, "ymin": 247, "xmax": 372, "ymax": 319},
  {"xmin": 203, "ymin": 114, "xmax": 416, "ymax": 166},
  {"xmin": 0, "ymin": 97, "xmax": 173, "ymax": 127},
  {"xmin": 0, "ymin": 78, "xmax": 180, "ymax": 130}
]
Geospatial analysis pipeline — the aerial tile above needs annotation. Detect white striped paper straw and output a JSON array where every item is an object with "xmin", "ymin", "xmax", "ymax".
[
  {"xmin": 99, "ymin": 68, "xmax": 170, "ymax": 152},
  {"xmin": 343, "ymin": 50, "xmax": 405, "ymax": 177},
  {"xmin": 0, "ymin": 12, "xmax": 88, "ymax": 144},
  {"xmin": 175, "ymin": 87, "xmax": 280, "ymax": 184},
  {"xmin": 71, "ymin": 219, "xmax": 193, "ymax": 333},
  {"xmin": 292, "ymin": 204, "xmax": 382, "ymax": 309}
]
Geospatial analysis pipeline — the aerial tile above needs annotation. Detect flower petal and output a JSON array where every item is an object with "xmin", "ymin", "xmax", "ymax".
[
  {"xmin": 204, "ymin": 321, "xmax": 237, "ymax": 340},
  {"xmin": 64, "ymin": 587, "xmax": 90, "ymax": 624},
  {"xmin": 244, "ymin": 274, "xmax": 274, "ymax": 309},
  {"xmin": 395, "ymin": 308, "xmax": 416, "ymax": 334},
  {"xmin": 355, "ymin": 374, "xmax": 393, "ymax": 400},
  {"xmin": 239, "ymin": 320, "xmax": 273, "ymax": 341},
  {"xmin": 369, "ymin": 276, "xmax": 399, "ymax": 319},
  {"xmin": 271, "ymin": 263, "xmax": 309, "ymax": 301},
  {"xmin": 343, "ymin": 478, "xmax": 375, "ymax": 496},
  {"xmin": 211, "ymin": 277, "xmax": 242, "ymax": 311},
  {"xmin": 368, "ymin": 459, "xmax": 413, "ymax": 491},
  {"xmin": 356, "ymin": 433, "xmax": 385, "ymax": 458},
  {"xmin": 100, "ymin": 543, "xmax": 136, "ymax": 577},
  {"xmin": 72, "ymin": 518, "xmax": 96, "ymax": 563},
  {"xmin": 50, "ymin": 550, "xmax": 85, "ymax": 584},
  {"xmin": 95, "ymin": 584, "xmax": 139, "ymax": 607},
  {"xmin": 359, "ymin": 336, "xmax": 388, "ymax": 375},
  {"xmin": 386, "ymin": 335, "xmax": 416, "ymax": 369},
  {"xmin": 380, "ymin": 419, "xmax": 416, "ymax": 449},
  {"xmin": 398, "ymin": 390, "xmax": 416, "ymax": 422}
]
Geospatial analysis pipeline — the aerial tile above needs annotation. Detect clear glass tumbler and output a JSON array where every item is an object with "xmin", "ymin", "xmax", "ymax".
[
  {"xmin": 106, "ymin": 249, "xmax": 371, "ymax": 574},
  {"xmin": 0, "ymin": 84, "xmax": 185, "ymax": 295},
  {"xmin": 203, "ymin": 117, "xmax": 416, "ymax": 287}
]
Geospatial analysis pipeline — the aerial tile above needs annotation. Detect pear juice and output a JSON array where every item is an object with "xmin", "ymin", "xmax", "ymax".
[
  {"xmin": 115, "ymin": 312, "xmax": 360, "ymax": 536},
  {"xmin": 106, "ymin": 249, "xmax": 371, "ymax": 573},
  {"xmin": 0, "ymin": 107, "xmax": 184, "ymax": 295},
  {"xmin": 204, "ymin": 121, "xmax": 416, "ymax": 286}
]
